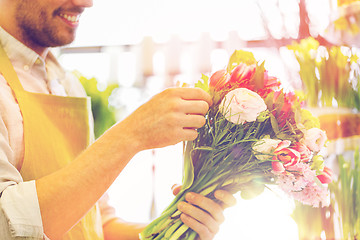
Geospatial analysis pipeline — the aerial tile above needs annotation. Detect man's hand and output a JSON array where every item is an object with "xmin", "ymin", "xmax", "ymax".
[
  {"xmin": 117, "ymin": 87, "xmax": 212, "ymax": 152},
  {"xmin": 172, "ymin": 185, "xmax": 237, "ymax": 240}
]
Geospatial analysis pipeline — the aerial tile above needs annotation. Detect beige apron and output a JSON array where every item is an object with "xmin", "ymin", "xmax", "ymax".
[{"xmin": 0, "ymin": 45, "xmax": 104, "ymax": 240}]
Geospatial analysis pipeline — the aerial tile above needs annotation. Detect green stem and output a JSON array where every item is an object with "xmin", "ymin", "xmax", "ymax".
[
  {"xmin": 164, "ymin": 220, "xmax": 182, "ymax": 239},
  {"xmin": 169, "ymin": 225, "xmax": 189, "ymax": 240},
  {"xmin": 187, "ymin": 231, "xmax": 198, "ymax": 240}
]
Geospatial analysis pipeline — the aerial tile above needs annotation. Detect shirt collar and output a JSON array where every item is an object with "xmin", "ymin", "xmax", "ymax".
[
  {"xmin": 0, "ymin": 27, "xmax": 66, "ymax": 81},
  {"xmin": 0, "ymin": 27, "xmax": 49, "ymax": 70}
]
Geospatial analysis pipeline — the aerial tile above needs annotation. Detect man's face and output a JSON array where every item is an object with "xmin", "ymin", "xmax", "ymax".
[{"xmin": 15, "ymin": 0, "xmax": 93, "ymax": 48}]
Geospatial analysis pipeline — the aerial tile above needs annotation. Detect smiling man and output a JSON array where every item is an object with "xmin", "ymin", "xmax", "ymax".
[{"xmin": 0, "ymin": 0, "xmax": 236, "ymax": 240}]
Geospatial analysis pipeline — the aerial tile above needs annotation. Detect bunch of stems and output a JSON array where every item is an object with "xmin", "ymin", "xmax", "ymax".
[
  {"xmin": 139, "ymin": 106, "xmax": 274, "ymax": 240},
  {"xmin": 330, "ymin": 149, "xmax": 360, "ymax": 240}
]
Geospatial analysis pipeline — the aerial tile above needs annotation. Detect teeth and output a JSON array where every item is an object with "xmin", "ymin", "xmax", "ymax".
[{"xmin": 59, "ymin": 13, "xmax": 80, "ymax": 23}]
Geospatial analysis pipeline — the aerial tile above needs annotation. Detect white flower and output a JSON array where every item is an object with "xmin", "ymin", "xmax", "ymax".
[
  {"xmin": 219, "ymin": 88, "xmax": 267, "ymax": 124},
  {"xmin": 301, "ymin": 128, "xmax": 327, "ymax": 152},
  {"xmin": 252, "ymin": 138, "xmax": 282, "ymax": 160}
]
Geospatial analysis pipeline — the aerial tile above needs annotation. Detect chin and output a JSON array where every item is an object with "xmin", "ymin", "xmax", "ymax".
[{"xmin": 48, "ymin": 34, "xmax": 77, "ymax": 48}]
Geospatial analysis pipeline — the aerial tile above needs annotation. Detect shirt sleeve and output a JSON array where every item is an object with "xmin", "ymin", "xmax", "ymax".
[
  {"xmin": 0, "ymin": 182, "xmax": 44, "ymax": 239},
  {"xmin": 98, "ymin": 193, "xmax": 118, "ymax": 226},
  {"xmin": 0, "ymin": 109, "xmax": 45, "ymax": 239}
]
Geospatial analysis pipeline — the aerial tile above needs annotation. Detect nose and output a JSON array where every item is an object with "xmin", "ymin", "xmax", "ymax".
[{"xmin": 72, "ymin": 0, "xmax": 93, "ymax": 8}]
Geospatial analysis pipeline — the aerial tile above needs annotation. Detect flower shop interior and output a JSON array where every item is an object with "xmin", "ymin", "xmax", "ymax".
[{"xmin": 57, "ymin": 0, "xmax": 360, "ymax": 239}]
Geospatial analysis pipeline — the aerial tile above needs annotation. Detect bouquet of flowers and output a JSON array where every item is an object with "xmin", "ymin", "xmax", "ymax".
[{"xmin": 139, "ymin": 50, "xmax": 332, "ymax": 240}]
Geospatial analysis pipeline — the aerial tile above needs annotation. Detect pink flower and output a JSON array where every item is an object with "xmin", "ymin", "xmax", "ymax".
[
  {"xmin": 272, "ymin": 140, "xmax": 301, "ymax": 173},
  {"xmin": 209, "ymin": 69, "xmax": 230, "ymax": 91},
  {"xmin": 292, "ymin": 142, "xmax": 312, "ymax": 162},
  {"xmin": 317, "ymin": 166, "xmax": 333, "ymax": 184},
  {"xmin": 292, "ymin": 183, "xmax": 330, "ymax": 207},
  {"xmin": 219, "ymin": 88, "xmax": 267, "ymax": 124},
  {"xmin": 302, "ymin": 128, "xmax": 327, "ymax": 152},
  {"xmin": 274, "ymin": 163, "xmax": 330, "ymax": 207}
]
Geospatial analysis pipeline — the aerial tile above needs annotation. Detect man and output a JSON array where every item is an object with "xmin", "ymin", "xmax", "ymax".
[{"xmin": 0, "ymin": 0, "xmax": 236, "ymax": 239}]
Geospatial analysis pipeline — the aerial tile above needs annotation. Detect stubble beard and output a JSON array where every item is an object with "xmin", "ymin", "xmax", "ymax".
[{"xmin": 15, "ymin": 3, "xmax": 76, "ymax": 48}]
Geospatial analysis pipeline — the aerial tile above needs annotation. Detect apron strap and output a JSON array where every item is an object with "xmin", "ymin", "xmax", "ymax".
[{"xmin": 0, "ymin": 44, "xmax": 24, "ymax": 91}]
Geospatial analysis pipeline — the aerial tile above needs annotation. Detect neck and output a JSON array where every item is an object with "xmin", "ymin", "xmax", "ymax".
[{"xmin": 19, "ymin": 35, "xmax": 49, "ymax": 59}]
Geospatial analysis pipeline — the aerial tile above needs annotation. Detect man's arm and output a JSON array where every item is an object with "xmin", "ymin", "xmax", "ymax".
[{"xmin": 36, "ymin": 88, "xmax": 213, "ymax": 239}]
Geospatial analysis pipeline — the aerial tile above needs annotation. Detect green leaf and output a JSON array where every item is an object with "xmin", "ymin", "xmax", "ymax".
[
  {"xmin": 226, "ymin": 50, "xmax": 257, "ymax": 73},
  {"xmin": 182, "ymin": 141, "xmax": 195, "ymax": 191},
  {"xmin": 194, "ymin": 74, "xmax": 210, "ymax": 93},
  {"xmin": 254, "ymin": 61, "xmax": 265, "ymax": 90},
  {"xmin": 194, "ymin": 146, "xmax": 213, "ymax": 151},
  {"xmin": 270, "ymin": 113, "xmax": 279, "ymax": 134}
]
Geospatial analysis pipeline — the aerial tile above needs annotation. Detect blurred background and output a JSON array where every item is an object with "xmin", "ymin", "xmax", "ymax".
[{"xmin": 57, "ymin": 0, "xmax": 360, "ymax": 239}]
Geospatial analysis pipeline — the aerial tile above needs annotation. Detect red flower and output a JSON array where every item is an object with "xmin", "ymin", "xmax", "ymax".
[
  {"xmin": 317, "ymin": 166, "xmax": 332, "ymax": 184},
  {"xmin": 209, "ymin": 69, "xmax": 230, "ymax": 91},
  {"xmin": 271, "ymin": 91, "xmax": 297, "ymax": 128},
  {"xmin": 228, "ymin": 63, "xmax": 256, "ymax": 89},
  {"xmin": 264, "ymin": 71, "xmax": 280, "ymax": 88},
  {"xmin": 257, "ymin": 71, "xmax": 281, "ymax": 98}
]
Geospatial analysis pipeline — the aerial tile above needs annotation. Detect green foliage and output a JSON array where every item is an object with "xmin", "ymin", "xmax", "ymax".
[
  {"xmin": 330, "ymin": 150, "xmax": 360, "ymax": 240},
  {"xmin": 73, "ymin": 71, "xmax": 118, "ymax": 139},
  {"xmin": 288, "ymin": 37, "xmax": 360, "ymax": 109},
  {"xmin": 291, "ymin": 202, "xmax": 325, "ymax": 240},
  {"xmin": 299, "ymin": 109, "xmax": 320, "ymax": 129},
  {"xmin": 194, "ymin": 74, "xmax": 209, "ymax": 93},
  {"xmin": 254, "ymin": 61, "xmax": 265, "ymax": 90}
]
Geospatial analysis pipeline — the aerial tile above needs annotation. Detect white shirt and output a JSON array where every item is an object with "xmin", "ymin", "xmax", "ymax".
[{"xmin": 0, "ymin": 27, "xmax": 116, "ymax": 239}]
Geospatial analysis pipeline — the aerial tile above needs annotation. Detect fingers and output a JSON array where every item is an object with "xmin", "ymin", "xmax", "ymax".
[
  {"xmin": 181, "ymin": 114, "xmax": 206, "ymax": 129},
  {"xmin": 164, "ymin": 88, "xmax": 211, "ymax": 115},
  {"xmin": 121, "ymin": 87, "xmax": 212, "ymax": 150},
  {"xmin": 180, "ymin": 213, "xmax": 213, "ymax": 240},
  {"xmin": 178, "ymin": 201, "xmax": 219, "ymax": 233},
  {"xmin": 181, "ymin": 100, "xmax": 210, "ymax": 115},
  {"xmin": 176, "ymin": 190, "xmax": 237, "ymax": 240},
  {"xmin": 176, "ymin": 87, "xmax": 213, "ymax": 107},
  {"xmin": 177, "ymin": 192, "xmax": 225, "ymax": 239},
  {"xmin": 214, "ymin": 190, "xmax": 237, "ymax": 209},
  {"xmin": 184, "ymin": 193, "xmax": 225, "ymax": 224}
]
